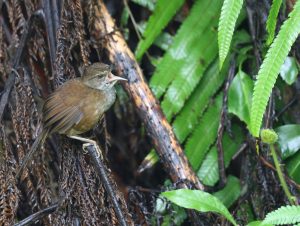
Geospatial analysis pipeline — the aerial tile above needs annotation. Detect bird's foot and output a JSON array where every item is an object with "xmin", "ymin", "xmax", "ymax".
[{"xmin": 68, "ymin": 136, "xmax": 102, "ymax": 159}]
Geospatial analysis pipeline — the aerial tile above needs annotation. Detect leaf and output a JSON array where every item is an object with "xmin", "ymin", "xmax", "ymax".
[
  {"xmin": 153, "ymin": 32, "xmax": 173, "ymax": 51},
  {"xmin": 263, "ymin": 205, "xmax": 300, "ymax": 225},
  {"xmin": 173, "ymin": 59, "xmax": 228, "ymax": 143},
  {"xmin": 185, "ymin": 94, "xmax": 222, "ymax": 170},
  {"xmin": 160, "ymin": 8, "xmax": 223, "ymax": 120},
  {"xmin": 213, "ymin": 176, "xmax": 241, "ymax": 208},
  {"xmin": 137, "ymin": 22, "xmax": 174, "ymax": 51},
  {"xmin": 218, "ymin": 0, "xmax": 243, "ymax": 69},
  {"xmin": 135, "ymin": 0, "xmax": 184, "ymax": 60},
  {"xmin": 286, "ymin": 150, "xmax": 300, "ymax": 184},
  {"xmin": 150, "ymin": 0, "xmax": 222, "ymax": 99},
  {"xmin": 131, "ymin": 0, "xmax": 156, "ymax": 11},
  {"xmin": 266, "ymin": 0, "xmax": 283, "ymax": 46},
  {"xmin": 279, "ymin": 56, "xmax": 299, "ymax": 85},
  {"xmin": 247, "ymin": 221, "xmax": 274, "ymax": 226},
  {"xmin": 161, "ymin": 189, "xmax": 238, "ymax": 226},
  {"xmin": 197, "ymin": 127, "xmax": 243, "ymax": 186},
  {"xmin": 275, "ymin": 124, "xmax": 300, "ymax": 159},
  {"xmin": 137, "ymin": 148, "xmax": 159, "ymax": 173},
  {"xmin": 154, "ymin": 197, "xmax": 187, "ymax": 226},
  {"xmin": 250, "ymin": 0, "xmax": 300, "ymax": 137},
  {"xmin": 228, "ymin": 70, "xmax": 253, "ymax": 127}
]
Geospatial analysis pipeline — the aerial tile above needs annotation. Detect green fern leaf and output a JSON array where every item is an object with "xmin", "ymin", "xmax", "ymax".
[
  {"xmin": 213, "ymin": 176, "xmax": 241, "ymax": 208},
  {"xmin": 138, "ymin": 60, "xmax": 226, "ymax": 171},
  {"xmin": 160, "ymin": 0, "xmax": 223, "ymax": 119},
  {"xmin": 185, "ymin": 94, "xmax": 222, "ymax": 170},
  {"xmin": 173, "ymin": 59, "xmax": 227, "ymax": 142},
  {"xmin": 266, "ymin": 0, "xmax": 283, "ymax": 45},
  {"xmin": 263, "ymin": 205, "xmax": 300, "ymax": 225},
  {"xmin": 250, "ymin": 1, "xmax": 300, "ymax": 137},
  {"xmin": 135, "ymin": 0, "xmax": 184, "ymax": 60},
  {"xmin": 218, "ymin": 0, "xmax": 243, "ymax": 69},
  {"xmin": 197, "ymin": 126, "xmax": 243, "ymax": 186},
  {"xmin": 150, "ymin": 0, "xmax": 222, "ymax": 99}
]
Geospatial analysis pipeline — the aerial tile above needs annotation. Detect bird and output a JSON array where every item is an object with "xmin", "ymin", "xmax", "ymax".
[{"xmin": 16, "ymin": 63, "xmax": 126, "ymax": 179}]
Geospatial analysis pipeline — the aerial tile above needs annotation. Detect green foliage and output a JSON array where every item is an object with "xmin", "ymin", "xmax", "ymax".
[
  {"xmin": 197, "ymin": 127, "xmax": 243, "ymax": 186},
  {"xmin": 154, "ymin": 196, "xmax": 187, "ymax": 226},
  {"xmin": 250, "ymin": 0, "xmax": 300, "ymax": 137},
  {"xmin": 263, "ymin": 205, "xmax": 300, "ymax": 225},
  {"xmin": 139, "ymin": 60, "xmax": 228, "ymax": 171},
  {"xmin": 150, "ymin": 0, "xmax": 222, "ymax": 100},
  {"xmin": 131, "ymin": 0, "xmax": 156, "ymax": 11},
  {"xmin": 247, "ymin": 221, "xmax": 273, "ymax": 226},
  {"xmin": 228, "ymin": 70, "xmax": 253, "ymax": 127},
  {"xmin": 161, "ymin": 189, "xmax": 237, "ymax": 226},
  {"xmin": 266, "ymin": 0, "xmax": 283, "ymax": 45},
  {"xmin": 286, "ymin": 150, "xmax": 300, "ymax": 184},
  {"xmin": 213, "ymin": 176, "xmax": 241, "ymax": 208},
  {"xmin": 218, "ymin": 0, "xmax": 243, "ymax": 69},
  {"xmin": 139, "ymin": 60, "xmax": 227, "ymax": 170},
  {"xmin": 279, "ymin": 56, "xmax": 299, "ymax": 85},
  {"xmin": 275, "ymin": 124, "xmax": 300, "ymax": 159},
  {"xmin": 160, "ymin": 7, "xmax": 222, "ymax": 119},
  {"xmin": 185, "ymin": 95, "xmax": 222, "ymax": 170},
  {"xmin": 173, "ymin": 60, "xmax": 227, "ymax": 142},
  {"xmin": 135, "ymin": 0, "xmax": 184, "ymax": 60},
  {"xmin": 137, "ymin": 22, "xmax": 174, "ymax": 52}
]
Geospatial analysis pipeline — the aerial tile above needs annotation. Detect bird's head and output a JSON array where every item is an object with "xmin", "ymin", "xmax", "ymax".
[{"xmin": 82, "ymin": 63, "xmax": 126, "ymax": 90}]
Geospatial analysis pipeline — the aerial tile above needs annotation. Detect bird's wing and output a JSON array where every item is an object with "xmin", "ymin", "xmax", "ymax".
[{"xmin": 43, "ymin": 81, "xmax": 85, "ymax": 134}]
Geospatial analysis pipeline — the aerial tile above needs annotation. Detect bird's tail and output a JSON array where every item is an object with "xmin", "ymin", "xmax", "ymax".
[{"xmin": 16, "ymin": 128, "xmax": 49, "ymax": 180}]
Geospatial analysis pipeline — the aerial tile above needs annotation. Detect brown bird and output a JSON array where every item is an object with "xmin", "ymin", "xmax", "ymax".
[{"xmin": 17, "ymin": 63, "xmax": 126, "ymax": 179}]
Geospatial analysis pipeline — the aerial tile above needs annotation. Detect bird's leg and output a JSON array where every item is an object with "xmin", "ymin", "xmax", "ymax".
[{"xmin": 68, "ymin": 136, "xmax": 102, "ymax": 158}]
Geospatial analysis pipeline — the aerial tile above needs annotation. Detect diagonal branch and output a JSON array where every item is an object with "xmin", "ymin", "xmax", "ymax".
[{"xmin": 92, "ymin": 0, "xmax": 203, "ymax": 191}]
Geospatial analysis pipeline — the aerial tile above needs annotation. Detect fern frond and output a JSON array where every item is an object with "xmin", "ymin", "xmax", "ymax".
[
  {"xmin": 263, "ymin": 205, "xmax": 300, "ymax": 225},
  {"xmin": 250, "ymin": 1, "xmax": 300, "ymax": 137},
  {"xmin": 218, "ymin": 0, "xmax": 243, "ymax": 69},
  {"xmin": 150, "ymin": 0, "xmax": 221, "ymax": 99},
  {"xmin": 213, "ymin": 176, "xmax": 241, "ymax": 208},
  {"xmin": 266, "ymin": 0, "xmax": 283, "ymax": 46},
  {"xmin": 135, "ymin": 0, "xmax": 184, "ymax": 60},
  {"xmin": 185, "ymin": 94, "xmax": 222, "ymax": 170},
  {"xmin": 173, "ymin": 59, "xmax": 227, "ymax": 142},
  {"xmin": 198, "ymin": 126, "xmax": 243, "ymax": 186}
]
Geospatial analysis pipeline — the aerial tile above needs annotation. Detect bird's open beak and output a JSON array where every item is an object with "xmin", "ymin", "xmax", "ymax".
[{"xmin": 107, "ymin": 72, "xmax": 127, "ymax": 83}]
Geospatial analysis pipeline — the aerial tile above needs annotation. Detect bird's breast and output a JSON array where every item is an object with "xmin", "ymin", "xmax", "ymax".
[{"xmin": 66, "ymin": 87, "xmax": 116, "ymax": 135}]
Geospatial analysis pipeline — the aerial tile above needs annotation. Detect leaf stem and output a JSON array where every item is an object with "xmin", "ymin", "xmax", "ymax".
[{"xmin": 270, "ymin": 144, "xmax": 296, "ymax": 205}]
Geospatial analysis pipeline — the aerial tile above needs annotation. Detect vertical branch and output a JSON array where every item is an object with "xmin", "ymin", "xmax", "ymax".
[{"xmin": 217, "ymin": 58, "xmax": 236, "ymax": 188}]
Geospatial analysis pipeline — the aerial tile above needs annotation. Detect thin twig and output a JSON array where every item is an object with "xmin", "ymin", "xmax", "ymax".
[
  {"xmin": 246, "ymin": 0, "xmax": 262, "ymax": 71},
  {"xmin": 273, "ymin": 96, "xmax": 297, "ymax": 120},
  {"xmin": 264, "ymin": 92, "xmax": 274, "ymax": 129},
  {"xmin": 86, "ymin": 144, "xmax": 130, "ymax": 226},
  {"xmin": 42, "ymin": 0, "xmax": 58, "ymax": 74},
  {"xmin": 0, "ymin": 10, "xmax": 44, "ymax": 122},
  {"xmin": 122, "ymin": 0, "xmax": 152, "ymax": 61},
  {"xmin": 123, "ymin": 0, "xmax": 142, "ymax": 41},
  {"xmin": 14, "ymin": 203, "xmax": 58, "ymax": 226},
  {"xmin": 259, "ymin": 155, "xmax": 300, "ymax": 191},
  {"xmin": 217, "ymin": 58, "xmax": 236, "ymax": 188}
]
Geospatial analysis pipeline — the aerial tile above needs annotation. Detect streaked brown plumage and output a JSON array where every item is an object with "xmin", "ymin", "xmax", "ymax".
[{"xmin": 16, "ymin": 63, "xmax": 126, "ymax": 179}]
